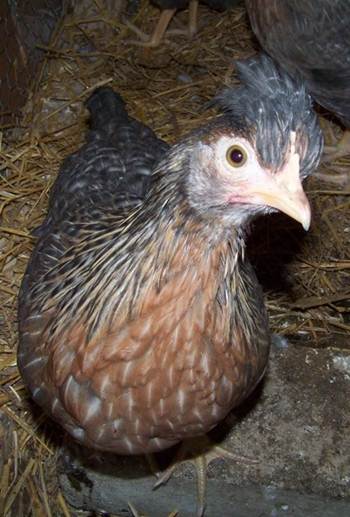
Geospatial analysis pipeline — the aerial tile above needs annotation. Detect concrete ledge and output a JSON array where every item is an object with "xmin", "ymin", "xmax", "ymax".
[{"xmin": 59, "ymin": 341, "xmax": 350, "ymax": 516}]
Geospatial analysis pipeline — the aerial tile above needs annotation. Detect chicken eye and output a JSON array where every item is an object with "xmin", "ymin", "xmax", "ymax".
[{"xmin": 226, "ymin": 145, "xmax": 247, "ymax": 168}]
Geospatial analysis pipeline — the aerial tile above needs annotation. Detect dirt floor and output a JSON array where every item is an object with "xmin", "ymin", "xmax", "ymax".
[{"xmin": 0, "ymin": 1, "xmax": 349, "ymax": 515}]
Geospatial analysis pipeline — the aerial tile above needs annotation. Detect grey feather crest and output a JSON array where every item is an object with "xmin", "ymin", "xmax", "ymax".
[{"xmin": 215, "ymin": 53, "xmax": 323, "ymax": 178}]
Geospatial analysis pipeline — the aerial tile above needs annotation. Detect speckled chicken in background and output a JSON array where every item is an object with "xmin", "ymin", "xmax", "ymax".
[
  {"xmin": 18, "ymin": 55, "xmax": 322, "ymax": 515},
  {"xmin": 126, "ymin": 0, "xmax": 243, "ymax": 47},
  {"xmin": 245, "ymin": 0, "xmax": 350, "ymax": 171}
]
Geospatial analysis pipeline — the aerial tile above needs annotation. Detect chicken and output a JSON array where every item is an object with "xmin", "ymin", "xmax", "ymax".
[
  {"xmin": 18, "ymin": 54, "xmax": 322, "ymax": 515},
  {"xmin": 245, "ymin": 0, "xmax": 350, "ymax": 182},
  {"xmin": 125, "ymin": 0, "xmax": 243, "ymax": 47}
]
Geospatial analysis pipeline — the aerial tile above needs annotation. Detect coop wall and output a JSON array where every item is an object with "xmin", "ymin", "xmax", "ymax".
[{"xmin": 0, "ymin": 0, "xmax": 65, "ymax": 127}]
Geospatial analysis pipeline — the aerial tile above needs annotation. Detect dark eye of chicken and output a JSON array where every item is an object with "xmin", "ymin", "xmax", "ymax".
[
  {"xmin": 245, "ymin": 0, "xmax": 350, "ymax": 163},
  {"xmin": 227, "ymin": 145, "xmax": 246, "ymax": 166},
  {"xmin": 18, "ymin": 54, "xmax": 322, "ymax": 514}
]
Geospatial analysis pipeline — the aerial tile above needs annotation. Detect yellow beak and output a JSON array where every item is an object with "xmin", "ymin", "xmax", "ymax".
[
  {"xmin": 254, "ymin": 170, "xmax": 311, "ymax": 230},
  {"xmin": 250, "ymin": 137, "xmax": 311, "ymax": 230}
]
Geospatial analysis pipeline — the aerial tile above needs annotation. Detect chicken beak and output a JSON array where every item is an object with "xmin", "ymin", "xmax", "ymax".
[
  {"xmin": 253, "ymin": 137, "xmax": 311, "ymax": 231},
  {"xmin": 256, "ymin": 172, "xmax": 311, "ymax": 231},
  {"xmin": 260, "ymin": 187, "xmax": 311, "ymax": 230}
]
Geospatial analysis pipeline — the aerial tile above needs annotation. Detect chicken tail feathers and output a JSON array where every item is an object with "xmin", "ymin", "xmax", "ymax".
[{"xmin": 85, "ymin": 87, "xmax": 129, "ymax": 131}]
